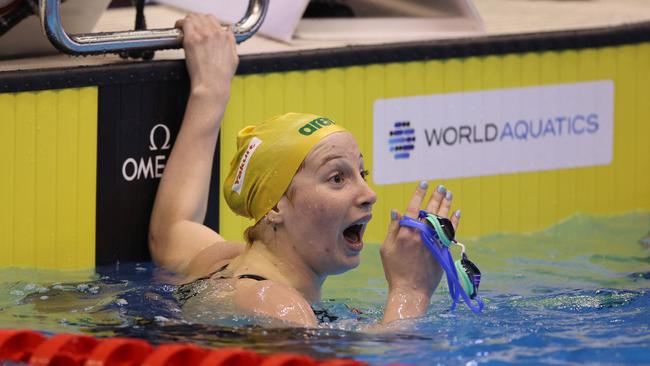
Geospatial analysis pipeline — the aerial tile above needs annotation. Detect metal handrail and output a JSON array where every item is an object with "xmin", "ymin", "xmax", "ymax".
[{"xmin": 39, "ymin": 0, "xmax": 268, "ymax": 55}]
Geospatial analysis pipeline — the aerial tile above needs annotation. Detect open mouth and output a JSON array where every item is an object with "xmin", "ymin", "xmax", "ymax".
[{"xmin": 343, "ymin": 224, "xmax": 364, "ymax": 244}]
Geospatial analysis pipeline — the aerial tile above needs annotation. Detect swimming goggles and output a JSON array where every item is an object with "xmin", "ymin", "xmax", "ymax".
[{"xmin": 399, "ymin": 210, "xmax": 484, "ymax": 313}]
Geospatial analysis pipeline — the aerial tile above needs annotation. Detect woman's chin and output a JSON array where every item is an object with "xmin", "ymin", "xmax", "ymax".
[{"xmin": 327, "ymin": 255, "xmax": 361, "ymax": 275}]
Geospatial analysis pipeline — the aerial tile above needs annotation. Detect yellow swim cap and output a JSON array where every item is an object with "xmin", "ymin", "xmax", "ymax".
[{"xmin": 223, "ymin": 113, "xmax": 348, "ymax": 222}]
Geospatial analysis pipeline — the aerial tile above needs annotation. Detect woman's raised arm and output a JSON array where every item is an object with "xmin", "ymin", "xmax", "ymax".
[{"xmin": 149, "ymin": 14, "xmax": 243, "ymax": 277}]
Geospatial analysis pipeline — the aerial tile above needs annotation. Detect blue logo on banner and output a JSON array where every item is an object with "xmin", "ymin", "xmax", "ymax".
[{"xmin": 388, "ymin": 121, "xmax": 416, "ymax": 159}]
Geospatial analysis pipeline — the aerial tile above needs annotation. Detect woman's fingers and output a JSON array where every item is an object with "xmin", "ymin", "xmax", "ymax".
[
  {"xmin": 207, "ymin": 13, "xmax": 224, "ymax": 32},
  {"xmin": 450, "ymin": 210, "xmax": 461, "ymax": 230},
  {"xmin": 424, "ymin": 184, "xmax": 446, "ymax": 214},
  {"xmin": 404, "ymin": 181, "xmax": 429, "ymax": 218},
  {"xmin": 404, "ymin": 181, "xmax": 459, "ymax": 228},
  {"xmin": 437, "ymin": 190, "xmax": 453, "ymax": 218},
  {"xmin": 385, "ymin": 210, "xmax": 401, "ymax": 242},
  {"xmin": 174, "ymin": 17, "xmax": 185, "ymax": 29}
]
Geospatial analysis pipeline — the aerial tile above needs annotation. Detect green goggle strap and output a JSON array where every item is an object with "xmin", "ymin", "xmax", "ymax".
[
  {"xmin": 454, "ymin": 259, "xmax": 475, "ymax": 298},
  {"xmin": 424, "ymin": 213, "xmax": 474, "ymax": 297},
  {"xmin": 424, "ymin": 214, "xmax": 453, "ymax": 248}
]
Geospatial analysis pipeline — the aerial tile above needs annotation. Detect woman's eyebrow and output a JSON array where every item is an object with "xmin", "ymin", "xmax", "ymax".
[{"xmin": 320, "ymin": 154, "xmax": 344, "ymax": 167}]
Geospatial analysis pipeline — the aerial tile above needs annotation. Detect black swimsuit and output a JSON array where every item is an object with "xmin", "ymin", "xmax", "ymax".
[{"xmin": 176, "ymin": 265, "xmax": 338, "ymax": 323}]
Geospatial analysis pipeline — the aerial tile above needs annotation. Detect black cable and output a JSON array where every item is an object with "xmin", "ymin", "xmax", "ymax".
[
  {"xmin": 120, "ymin": 0, "xmax": 155, "ymax": 60},
  {"xmin": 0, "ymin": 0, "xmax": 40, "ymax": 38}
]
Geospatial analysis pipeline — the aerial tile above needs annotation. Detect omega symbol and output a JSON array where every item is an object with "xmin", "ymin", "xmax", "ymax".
[{"xmin": 149, "ymin": 124, "xmax": 171, "ymax": 151}]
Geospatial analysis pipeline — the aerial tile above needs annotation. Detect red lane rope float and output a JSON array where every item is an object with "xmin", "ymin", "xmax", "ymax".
[
  {"xmin": 86, "ymin": 338, "xmax": 153, "ymax": 366},
  {"xmin": 260, "ymin": 354, "xmax": 318, "ymax": 366},
  {"xmin": 0, "ymin": 329, "xmax": 46, "ymax": 363},
  {"xmin": 0, "ymin": 329, "xmax": 370, "ymax": 366},
  {"xmin": 142, "ymin": 344, "xmax": 209, "ymax": 366},
  {"xmin": 30, "ymin": 334, "xmax": 98, "ymax": 366},
  {"xmin": 198, "ymin": 348, "xmax": 262, "ymax": 366}
]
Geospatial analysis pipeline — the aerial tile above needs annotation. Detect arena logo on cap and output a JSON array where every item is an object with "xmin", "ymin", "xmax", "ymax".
[
  {"xmin": 298, "ymin": 117, "xmax": 336, "ymax": 136},
  {"xmin": 232, "ymin": 137, "xmax": 262, "ymax": 194},
  {"xmin": 373, "ymin": 80, "xmax": 614, "ymax": 185}
]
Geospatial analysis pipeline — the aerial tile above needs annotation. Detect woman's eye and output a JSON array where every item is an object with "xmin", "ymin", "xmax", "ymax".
[{"xmin": 330, "ymin": 173, "xmax": 344, "ymax": 184}]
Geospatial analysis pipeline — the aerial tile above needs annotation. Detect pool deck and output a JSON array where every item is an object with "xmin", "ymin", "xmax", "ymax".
[{"xmin": 0, "ymin": 0, "xmax": 649, "ymax": 72}]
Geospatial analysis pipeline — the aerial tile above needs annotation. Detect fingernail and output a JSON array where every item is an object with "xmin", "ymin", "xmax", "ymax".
[
  {"xmin": 445, "ymin": 190, "xmax": 453, "ymax": 201},
  {"xmin": 454, "ymin": 210, "xmax": 461, "ymax": 218},
  {"xmin": 419, "ymin": 180, "xmax": 428, "ymax": 190},
  {"xmin": 436, "ymin": 184, "xmax": 446, "ymax": 193},
  {"xmin": 391, "ymin": 210, "xmax": 398, "ymax": 221}
]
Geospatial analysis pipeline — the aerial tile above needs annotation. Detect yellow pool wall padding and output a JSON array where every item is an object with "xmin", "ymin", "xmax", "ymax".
[
  {"xmin": 0, "ymin": 87, "xmax": 97, "ymax": 270},
  {"xmin": 219, "ymin": 43, "xmax": 650, "ymax": 243}
]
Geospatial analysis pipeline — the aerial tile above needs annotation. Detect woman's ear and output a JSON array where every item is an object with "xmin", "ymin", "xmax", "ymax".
[{"xmin": 266, "ymin": 200, "xmax": 285, "ymax": 225}]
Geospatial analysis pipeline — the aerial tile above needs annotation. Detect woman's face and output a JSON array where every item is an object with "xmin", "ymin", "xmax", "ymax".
[{"xmin": 276, "ymin": 132, "xmax": 377, "ymax": 276}]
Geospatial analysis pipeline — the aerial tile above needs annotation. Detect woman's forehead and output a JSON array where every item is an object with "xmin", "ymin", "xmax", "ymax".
[{"xmin": 305, "ymin": 132, "xmax": 361, "ymax": 167}]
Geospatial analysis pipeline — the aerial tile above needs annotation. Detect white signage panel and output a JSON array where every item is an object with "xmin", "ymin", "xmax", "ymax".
[{"xmin": 372, "ymin": 81, "xmax": 614, "ymax": 185}]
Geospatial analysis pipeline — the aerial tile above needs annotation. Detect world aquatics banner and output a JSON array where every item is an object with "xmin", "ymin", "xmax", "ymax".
[{"xmin": 372, "ymin": 81, "xmax": 614, "ymax": 185}]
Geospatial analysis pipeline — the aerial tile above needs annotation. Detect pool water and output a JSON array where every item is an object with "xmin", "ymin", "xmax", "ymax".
[{"xmin": 1, "ymin": 212, "xmax": 649, "ymax": 365}]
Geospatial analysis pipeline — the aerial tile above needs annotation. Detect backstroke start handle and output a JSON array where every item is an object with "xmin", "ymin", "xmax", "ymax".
[{"xmin": 39, "ymin": 0, "xmax": 268, "ymax": 55}]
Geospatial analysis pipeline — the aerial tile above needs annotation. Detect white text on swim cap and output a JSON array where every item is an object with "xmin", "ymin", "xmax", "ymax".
[{"xmin": 232, "ymin": 137, "xmax": 262, "ymax": 194}]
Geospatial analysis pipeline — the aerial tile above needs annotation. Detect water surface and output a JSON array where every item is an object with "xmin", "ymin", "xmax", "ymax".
[{"xmin": 1, "ymin": 212, "xmax": 649, "ymax": 365}]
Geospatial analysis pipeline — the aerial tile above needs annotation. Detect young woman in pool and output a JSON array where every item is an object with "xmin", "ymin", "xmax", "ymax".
[{"xmin": 149, "ymin": 14, "xmax": 461, "ymax": 327}]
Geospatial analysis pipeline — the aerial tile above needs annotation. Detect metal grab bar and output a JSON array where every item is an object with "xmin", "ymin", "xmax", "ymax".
[{"xmin": 39, "ymin": 0, "xmax": 269, "ymax": 55}]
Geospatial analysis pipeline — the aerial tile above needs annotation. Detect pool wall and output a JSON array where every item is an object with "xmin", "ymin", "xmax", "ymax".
[
  {"xmin": 1, "ymin": 23, "xmax": 649, "ymax": 270},
  {"xmin": 218, "ymin": 40, "xmax": 650, "ymax": 244}
]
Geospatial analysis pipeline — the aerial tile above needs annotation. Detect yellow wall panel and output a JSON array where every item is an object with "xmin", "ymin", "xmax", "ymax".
[
  {"xmin": 0, "ymin": 93, "xmax": 16, "ymax": 267},
  {"xmin": 56, "ymin": 89, "xmax": 80, "ymax": 269},
  {"xmin": 34, "ymin": 91, "xmax": 58, "ymax": 269},
  {"xmin": 486, "ymin": 56, "xmax": 519, "ymax": 232},
  {"xmin": 76, "ymin": 89, "xmax": 98, "ymax": 269},
  {"xmin": 14, "ymin": 92, "xmax": 37, "ymax": 267},
  {"xmin": 442, "ymin": 58, "xmax": 479, "ymax": 235},
  {"xmin": 518, "ymin": 52, "xmax": 542, "ymax": 233},
  {"xmin": 594, "ymin": 47, "xmax": 617, "ymax": 214},
  {"xmin": 219, "ymin": 43, "xmax": 650, "ymax": 243},
  {"xmin": 615, "ymin": 45, "xmax": 637, "ymax": 212},
  {"xmin": 537, "ymin": 51, "xmax": 560, "ymax": 233},
  {"xmin": 343, "ymin": 66, "xmax": 366, "ymax": 159},
  {"xmin": 575, "ymin": 49, "xmax": 599, "ymax": 213},
  {"xmin": 363, "ymin": 65, "xmax": 386, "ymax": 238},
  {"xmin": 263, "ymin": 73, "xmax": 285, "ymax": 118},
  {"xmin": 556, "ymin": 50, "xmax": 579, "ymax": 223},
  {"xmin": 0, "ymin": 87, "xmax": 97, "ymax": 269},
  {"xmin": 324, "ymin": 68, "xmax": 345, "ymax": 123},
  {"xmin": 382, "ymin": 63, "xmax": 408, "ymax": 234},
  {"xmin": 478, "ymin": 56, "xmax": 502, "ymax": 236},
  {"xmin": 636, "ymin": 44, "xmax": 650, "ymax": 208},
  {"xmin": 284, "ymin": 71, "xmax": 305, "ymax": 112},
  {"xmin": 220, "ymin": 77, "xmax": 245, "ymax": 242},
  {"xmin": 304, "ymin": 69, "xmax": 326, "ymax": 116}
]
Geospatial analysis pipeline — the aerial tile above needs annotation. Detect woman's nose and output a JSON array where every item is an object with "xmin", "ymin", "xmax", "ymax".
[{"xmin": 358, "ymin": 180, "xmax": 377, "ymax": 209}]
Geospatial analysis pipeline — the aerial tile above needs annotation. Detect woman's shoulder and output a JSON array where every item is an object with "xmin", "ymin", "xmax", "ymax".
[
  {"xmin": 182, "ymin": 240, "xmax": 245, "ymax": 279},
  {"xmin": 232, "ymin": 278, "xmax": 318, "ymax": 327}
]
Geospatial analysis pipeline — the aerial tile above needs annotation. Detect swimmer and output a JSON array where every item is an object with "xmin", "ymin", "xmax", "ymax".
[{"xmin": 149, "ymin": 14, "xmax": 461, "ymax": 327}]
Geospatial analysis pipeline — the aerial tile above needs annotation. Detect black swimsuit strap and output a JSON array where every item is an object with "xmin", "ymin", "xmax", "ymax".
[
  {"xmin": 237, "ymin": 274, "xmax": 268, "ymax": 281},
  {"xmin": 312, "ymin": 308, "xmax": 339, "ymax": 323}
]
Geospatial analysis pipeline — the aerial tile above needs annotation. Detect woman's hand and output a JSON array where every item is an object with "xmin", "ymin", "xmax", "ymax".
[
  {"xmin": 380, "ymin": 181, "xmax": 460, "ymax": 323},
  {"xmin": 175, "ymin": 13, "xmax": 239, "ymax": 98}
]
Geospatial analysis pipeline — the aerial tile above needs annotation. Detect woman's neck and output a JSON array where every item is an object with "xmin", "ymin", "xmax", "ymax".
[{"xmin": 235, "ymin": 240, "xmax": 325, "ymax": 304}]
